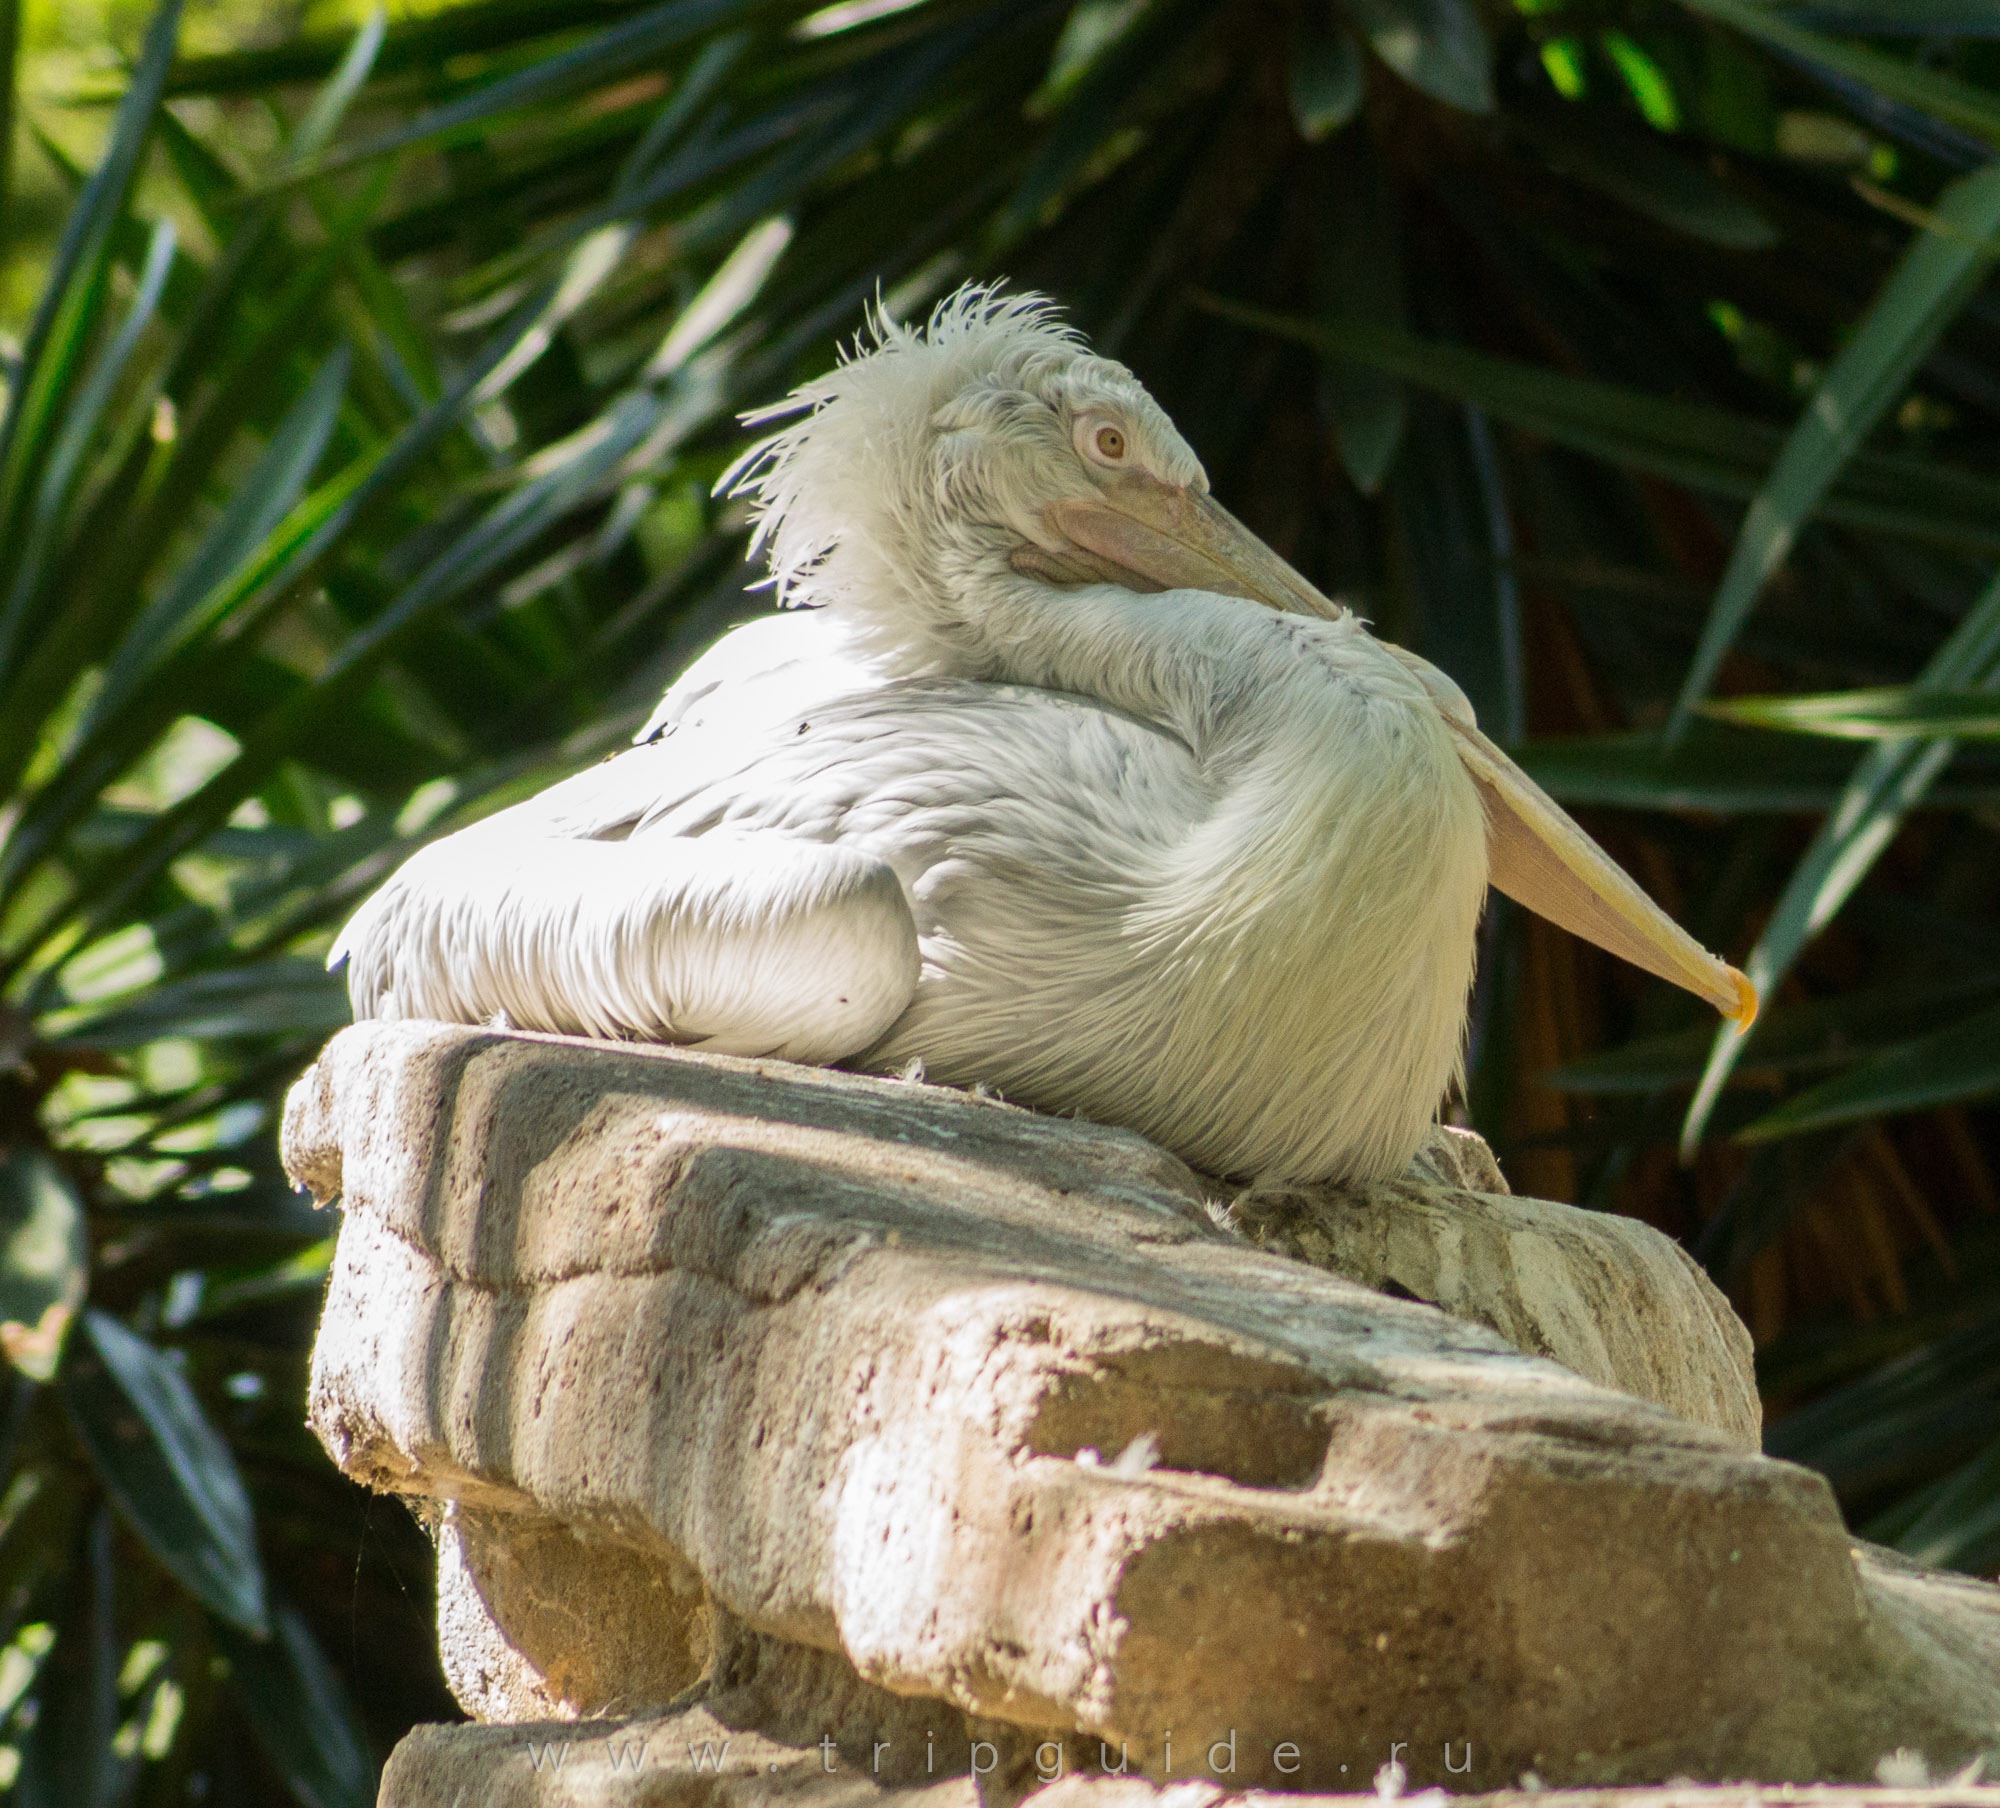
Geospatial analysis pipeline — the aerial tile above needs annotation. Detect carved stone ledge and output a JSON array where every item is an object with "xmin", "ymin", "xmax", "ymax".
[
  {"xmin": 285, "ymin": 1022, "xmax": 2000, "ymax": 1799},
  {"xmin": 1228, "ymin": 1131, "xmax": 1761, "ymax": 1450}
]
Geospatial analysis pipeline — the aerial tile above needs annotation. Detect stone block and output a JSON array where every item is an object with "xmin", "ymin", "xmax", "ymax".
[
  {"xmin": 286, "ymin": 1023, "xmax": 2000, "ymax": 1797},
  {"xmin": 1230, "ymin": 1137, "xmax": 1761, "ymax": 1450}
]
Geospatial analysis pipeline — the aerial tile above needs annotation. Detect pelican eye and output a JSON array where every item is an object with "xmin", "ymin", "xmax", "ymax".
[{"xmin": 1095, "ymin": 425, "xmax": 1126, "ymax": 461}]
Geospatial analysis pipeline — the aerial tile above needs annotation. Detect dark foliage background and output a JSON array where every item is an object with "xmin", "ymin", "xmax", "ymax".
[{"xmin": 0, "ymin": 0, "xmax": 1997, "ymax": 1797}]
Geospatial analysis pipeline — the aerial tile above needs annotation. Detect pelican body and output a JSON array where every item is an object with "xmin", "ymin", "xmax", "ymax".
[{"xmin": 335, "ymin": 290, "xmax": 1750, "ymax": 1183}]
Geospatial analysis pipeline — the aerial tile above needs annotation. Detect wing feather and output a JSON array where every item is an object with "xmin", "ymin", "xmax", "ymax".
[{"xmin": 334, "ymin": 827, "xmax": 917, "ymax": 1064}]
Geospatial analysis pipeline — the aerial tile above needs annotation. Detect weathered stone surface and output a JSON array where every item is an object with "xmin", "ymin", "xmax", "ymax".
[
  {"xmin": 437, "ymin": 1505, "xmax": 712, "ymax": 1721},
  {"xmin": 382, "ymin": 1704, "xmax": 2000, "ymax": 1808},
  {"xmin": 380, "ymin": 1709, "xmax": 978, "ymax": 1806},
  {"xmin": 1231, "ymin": 1133, "xmax": 1762, "ymax": 1451},
  {"xmin": 1031, "ymin": 1792, "xmax": 2000, "ymax": 1808},
  {"xmin": 288, "ymin": 1022, "xmax": 2000, "ymax": 1794}
]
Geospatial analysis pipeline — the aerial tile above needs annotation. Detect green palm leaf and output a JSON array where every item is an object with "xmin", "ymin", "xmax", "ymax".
[
  {"xmin": 1669, "ymin": 160, "xmax": 2000, "ymax": 738},
  {"xmin": 1681, "ymin": 570, "xmax": 2000, "ymax": 1151},
  {"xmin": 1739, "ymin": 999, "xmax": 2000, "ymax": 1138},
  {"xmin": 1676, "ymin": 0, "xmax": 2000, "ymax": 144},
  {"xmin": 1703, "ymin": 687, "xmax": 2000, "ymax": 739},
  {"xmin": 62, "ymin": 1310, "xmax": 267, "ymax": 1635},
  {"xmin": 1196, "ymin": 298, "xmax": 2000, "ymax": 551}
]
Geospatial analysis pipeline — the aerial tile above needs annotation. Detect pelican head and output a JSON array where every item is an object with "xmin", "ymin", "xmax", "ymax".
[
  {"xmin": 725, "ymin": 286, "xmax": 1333, "ymax": 671},
  {"xmin": 727, "ymin": 285, "xmax": 1756, "ymax": 1033}
]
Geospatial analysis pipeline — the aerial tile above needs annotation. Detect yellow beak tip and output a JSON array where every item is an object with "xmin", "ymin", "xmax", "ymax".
[{"xmin": 1727, "ymin": 967, "xmax": 1759, "ymax": 1030}]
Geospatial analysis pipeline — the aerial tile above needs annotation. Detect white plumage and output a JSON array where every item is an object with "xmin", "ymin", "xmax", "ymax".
[{"xmin": 334, "ymin": 287, "xmax": 1751, "ymax": 1183}]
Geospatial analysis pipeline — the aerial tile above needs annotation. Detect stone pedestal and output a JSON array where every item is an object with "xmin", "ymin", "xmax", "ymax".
[
  {"xmin": 378, "ymin": 1715, "xmax": 2000, "ymax": 1808},
  {"xmin": 282, "ymin": 1023, "xmax": 2000, "ymax": 1802}
]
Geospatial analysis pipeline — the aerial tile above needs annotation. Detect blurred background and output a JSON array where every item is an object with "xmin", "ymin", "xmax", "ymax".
[{"xmin": 0, "ymin": 0, "xmax": 1997, "ymax": 1798}]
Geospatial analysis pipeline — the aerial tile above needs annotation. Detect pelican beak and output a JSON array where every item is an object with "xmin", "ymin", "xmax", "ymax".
[
  {"xmin": 1443, "ymin": 711, "xmax": 1756, "ymax": 1027},
  {"xmin": 1039, "ymin": 480, "xmax": 1344, "ymax": 619},
  {"xmin": 1036, "ymin": 478, "xmax": 1759, "ymax": 1030}
]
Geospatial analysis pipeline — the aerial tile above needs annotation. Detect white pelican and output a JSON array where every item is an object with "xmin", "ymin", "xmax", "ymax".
[{"xmin": 333, "ymin": 288, "xmax": 1753, "ymax": 1183}]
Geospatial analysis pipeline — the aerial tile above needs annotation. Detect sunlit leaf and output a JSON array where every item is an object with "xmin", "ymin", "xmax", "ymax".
[
  {"xmin": 0, "ymin": 215, "xmax": 176, "ymax": 692},
  {"xmin": 286, "ymin": 4, "xmax": 385, "ymax": 168},
  {"xmin": 649, "ymin": 215, "xmax": 793, "ymax": 376},
  {"xmin": 0, "ymin": 0, "xmax": 19, "ymax": 267},
  {"xmin": 167, "ymin": 0, "xmax": 668, "ymax": 94},
  {"xmin": 0, "ymin": 450, "xmax": 376, "ymax": 913},
  {"xmin": 0, "ymin": 0, "xmax": 185, "ymax": 668},
  {"xmin": 18, "ymin": 279, "xmax": 581, "ymax": 958},
  {"xmin": 0, "ymin": 1150, "xmax": 84, "ymax": 1382},
  {"xmin": 1703, "ymin": 686, "xmax": 2000, "ymax": 740},
  {"xmin": 282, "ymin": 0, "xmax": 766, "ymax": 185}
]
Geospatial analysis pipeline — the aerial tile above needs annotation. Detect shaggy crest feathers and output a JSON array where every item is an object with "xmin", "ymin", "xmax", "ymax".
[{"xmin": 720, "ymin": 283, "xmax": 1198, "ymax": 672}]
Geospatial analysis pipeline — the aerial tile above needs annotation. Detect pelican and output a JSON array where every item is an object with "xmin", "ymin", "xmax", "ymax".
[{"xmin": 332, "ymin": 287, "xmax": 1753, "ymax": 1184}]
